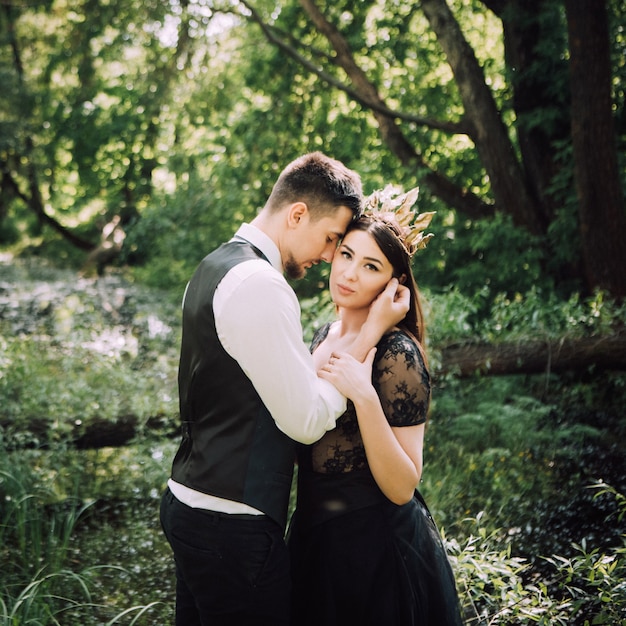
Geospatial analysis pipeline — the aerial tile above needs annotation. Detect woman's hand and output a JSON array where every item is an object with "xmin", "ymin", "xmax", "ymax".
[
  {"xmin": 346, "ymin": 279, "xmax": 410, "ymax": 363},
  {"xmin": 318, "ymin": 348, "xmax": 378, "ymax": 405},
  {"xmin": 367, "ymin": 278, "xmax": 410, "ymax": 332}
]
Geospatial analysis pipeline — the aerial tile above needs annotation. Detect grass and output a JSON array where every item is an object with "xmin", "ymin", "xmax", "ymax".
[
  {"xmin": 1, "ymin": 378, "xmax": 624, "ymax": 625},
  {"xmin": 1, "ymin": 261, "xmax": 625, "ymax": 624},
  {"xmin": 0, "ymin": 443, "xmax": 176, "ymax": 625}
]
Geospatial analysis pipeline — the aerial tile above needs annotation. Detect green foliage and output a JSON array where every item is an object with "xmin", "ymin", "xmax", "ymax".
[
  {"xmin": 449, "ymin": 517, "xmax": 561, "ymax": 625},
  {"xmin": 124, "ymin": 174, "xmax": 261, "ymax": 292},
  {"xmin": 541, "ymin": 541, "xmax": 626, "ymax": 625},
  {"xmin": 0, "ymin": 435, "xmax": 90, "ymax": 620},
  {"xmin": 537, "ymin": 483, "xmax": 626, "ymax": 625},
  {"xmin": 423, "ymin": 284, "xmax": 626, "ymax": 348},
  {"xmin": 422, "ymin": 376, "xmax": 553, "ymax": 527},
  {"xmin": 0, "ymin": 265, "xmax": 180, "ymax": 443},
  {"xmin": 2, "ymin": 339, "xmax": 163, "ymax": 438},
  {"xmin": 0, "ymin": 568, "xmax": 94, "ymax": 625},
  {"xmin": 0, "ymin": 459, "xmax": 87, "ymax": 578},
  {"xmin": 1, "ymin": 261, "xmax": 625, "ymax": 624},
  {"xmin": 299, "ymin": 292, "xmax": 336, "ymax": 344},
  {"xmin": 1, "ymin": 0, "xmax": 625, "ymax": 302},
  {"xmin": 424, "ymin": 361, "xmax": 626, "ymax": 516},
  {"xmin": 448, "ymin": 496, "xmax": 626, "ymax": 625},
  {"xmin": 424, "ymin": 285, "xmax": 485, "ymax": 345},
  {"xmin": 0, "ymin": 439, "xmax": 173, "ymax": 624},
  {"xmin": 0, "ymin": 260, "xmax": 626, "ymax": 626},
  {"xmin": 485, "ymin": 288, "xmax": 626, "ymax": 341},
  {"xmin": 425, "ymin": 212, "xmax": 549, "ymax": 298}
]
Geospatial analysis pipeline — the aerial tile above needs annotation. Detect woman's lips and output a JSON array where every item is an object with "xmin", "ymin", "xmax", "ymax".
[{"xmin": 336, "ymin": 284, "xmax": 355, "ymax": 296}]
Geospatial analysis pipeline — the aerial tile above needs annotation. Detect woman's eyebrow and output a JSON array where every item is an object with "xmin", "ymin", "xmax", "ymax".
[{"xmin": 341, "ymin": 243, "xmax": 384, "ymax": 267}]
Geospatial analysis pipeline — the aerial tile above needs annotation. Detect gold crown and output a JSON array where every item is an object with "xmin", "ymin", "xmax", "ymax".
[{"xmin": 363, "ymin": 185, "xmax": 435, "ymax": 257}]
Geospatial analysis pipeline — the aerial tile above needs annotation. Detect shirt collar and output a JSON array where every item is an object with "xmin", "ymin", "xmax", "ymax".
[{"xmin": 232, "ymin": 223, "xmax": 282, "ymax": 272}]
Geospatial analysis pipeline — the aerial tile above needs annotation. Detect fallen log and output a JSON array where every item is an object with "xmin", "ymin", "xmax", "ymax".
[
  {"xmin": 2, "ymin": 414, "xmax": 178, "ymax": 450},
  {"xmin": 3, "ymin": 333, "xmax": 624, "ymax": 450},
  {"xmin": 437, "ymin": 332, "xmax": 626, "ymax": 377}
]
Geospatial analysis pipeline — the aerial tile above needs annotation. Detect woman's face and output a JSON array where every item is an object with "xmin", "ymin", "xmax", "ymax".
[{"xmin": 330, "ymin": 229, "xmax": 394, "ymax": 311}]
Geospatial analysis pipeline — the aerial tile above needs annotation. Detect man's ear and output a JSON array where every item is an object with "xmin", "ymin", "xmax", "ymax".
[{"xmin": 287, "ymin": 202, "xmax": 308, "ymax": 228}]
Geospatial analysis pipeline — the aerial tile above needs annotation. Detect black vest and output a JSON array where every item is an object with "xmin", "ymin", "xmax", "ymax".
[{"xmin": 171, "ymin": 240, "xmax": 296, "ymax": 529}]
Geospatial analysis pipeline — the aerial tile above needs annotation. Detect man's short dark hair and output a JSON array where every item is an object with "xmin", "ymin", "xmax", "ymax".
[{"xmin": 266, "ymin": 152, "xmax": 363, "ymax": 220}]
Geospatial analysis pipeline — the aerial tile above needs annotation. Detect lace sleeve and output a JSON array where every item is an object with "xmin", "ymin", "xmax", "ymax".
[{"xmin": 372, "ymin": 330, "xmax": 430, "ymax": 427}]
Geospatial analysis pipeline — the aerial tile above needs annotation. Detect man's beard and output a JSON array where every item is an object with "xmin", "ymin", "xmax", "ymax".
[{"xmin": 284, "ymin": 255, "xmax": 305, "ymax": 280}]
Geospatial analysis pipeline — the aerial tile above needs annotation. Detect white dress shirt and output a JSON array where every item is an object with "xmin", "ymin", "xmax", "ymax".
[{"xmin": 169, "ymin": 223, "xmax": 346, "ymax": 514}]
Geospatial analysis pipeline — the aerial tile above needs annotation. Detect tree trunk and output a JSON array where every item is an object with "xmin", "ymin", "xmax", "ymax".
[
  {"xmin": 489, "ymin": 0, "xmax": 570, "ymax": 230},
  {"xmin": 2, "ymin": 414, "xmax": 178, "ymax": 451},
  {"xmin": 565, "ymin": 0, "xmax": 626, "ymax": 299},
  {"xmin": 420, "ymin": 0, "xmax": 539, "ymax": 232},
  {"xmin": 438, "ymin": 331, "xmax": 626, "ymax": 377}
]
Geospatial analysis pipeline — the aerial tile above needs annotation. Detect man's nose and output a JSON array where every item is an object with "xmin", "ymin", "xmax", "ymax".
[{"xmin": 320, "ymin": 242, "xmax": 336, "ymax": 263}]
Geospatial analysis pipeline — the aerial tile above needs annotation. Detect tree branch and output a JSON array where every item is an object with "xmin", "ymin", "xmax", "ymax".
[
  {"xmin": 238, "ymin": 0, "xmax": 492, "ymax": 218},
  {"xmin": 239, "ymin": 0, "xmax": 468, "ymax": 134},
  {"xmin": 420, "ymin": 0, "xmax": 540, "ymax": 231}
]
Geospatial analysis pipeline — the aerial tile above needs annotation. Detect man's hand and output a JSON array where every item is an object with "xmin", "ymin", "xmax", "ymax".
[{"xmin": 367, "ymin": 278, "xmax": 410, "ymax": 332}]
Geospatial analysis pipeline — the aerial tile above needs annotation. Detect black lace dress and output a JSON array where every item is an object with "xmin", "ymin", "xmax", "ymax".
[{"xmin": 287, "ymin": 326, "xmax": 463, "ymax": 626}]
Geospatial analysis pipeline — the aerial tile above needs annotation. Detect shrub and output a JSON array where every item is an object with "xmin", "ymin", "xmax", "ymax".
[{"xmin": 448, "ymin": 487, "xmax": 626, "ymax": 625}]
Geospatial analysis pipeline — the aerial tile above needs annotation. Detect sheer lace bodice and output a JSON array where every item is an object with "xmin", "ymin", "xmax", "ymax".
[
  {"xmin": 304, "ymin": 325, "xmax": 430, "ymax": 475},
  {"xmin": 290, "ymin": 329, "xmax": 463, "ymax": 626}
]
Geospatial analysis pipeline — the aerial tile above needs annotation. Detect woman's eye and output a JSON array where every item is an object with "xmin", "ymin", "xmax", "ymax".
[{"xmin": 365, "ymin": 263, "xmax": 379, "ymax": 272}]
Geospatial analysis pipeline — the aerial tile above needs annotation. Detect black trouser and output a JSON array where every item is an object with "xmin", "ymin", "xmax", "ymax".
[{"xmin": 160, "ymin": 487, "xmax": 290, "ymax": 626}]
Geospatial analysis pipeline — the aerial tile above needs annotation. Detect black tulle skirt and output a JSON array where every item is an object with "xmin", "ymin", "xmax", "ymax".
[{"xmin": 287, "ymin": 472, "xmax": 464, "ymax": 626}]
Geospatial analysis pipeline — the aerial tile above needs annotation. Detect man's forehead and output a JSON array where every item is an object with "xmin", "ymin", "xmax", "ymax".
[{"xmin": 330, "ymin": 206, "xmax": 355, "ymax": 231}]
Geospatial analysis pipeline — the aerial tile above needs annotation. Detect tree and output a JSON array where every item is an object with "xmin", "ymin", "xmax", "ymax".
[
  {"xmin": 235, "ymin": 0, "xmax": 626, "ymax": 298},
  {"xmin": 2, "ymin": 0, "xmax": 624, "ymax": 302},
  {"xmin": 0, "ymin": 0, "xmax": 200, "ymax": 263},
  {"xmin": 565, "ymin": 0, "xmax": 626, "ymax": 298}
]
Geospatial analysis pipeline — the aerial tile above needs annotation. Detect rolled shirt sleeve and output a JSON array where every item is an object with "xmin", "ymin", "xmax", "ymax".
[{"xmin": 214, "ymin": 258, "xmax": 346, "ymax": 444}]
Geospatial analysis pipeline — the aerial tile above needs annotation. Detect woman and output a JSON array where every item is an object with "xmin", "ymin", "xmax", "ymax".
[{"xmin": 288, "ymin": 186, "xmax": 464, "ymax": 626}]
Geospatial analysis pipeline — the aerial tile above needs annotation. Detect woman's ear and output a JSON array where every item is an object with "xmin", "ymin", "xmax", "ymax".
[{"xmin": 398, "ymin": 273, "xmax": 407, "ymax": 285}]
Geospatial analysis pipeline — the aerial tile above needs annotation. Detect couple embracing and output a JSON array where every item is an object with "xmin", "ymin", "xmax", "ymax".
[{"xmin": 160, "ymin": 152, "xmax": 464, "ymax": 626}]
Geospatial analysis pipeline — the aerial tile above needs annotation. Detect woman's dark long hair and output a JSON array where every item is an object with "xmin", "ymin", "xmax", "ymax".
[{"xmin": 344, "ymin": 215, "xmax": 426, "ymax": 353}]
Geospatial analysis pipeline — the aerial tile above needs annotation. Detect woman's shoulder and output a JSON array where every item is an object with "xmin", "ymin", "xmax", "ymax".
[
  {"xmin": 376, "ymin": 328, "xmax": 428, "ymax": 371},
  {"xmin": 378, "ymin": 328, "xmax": 420, "ymax": 354}
]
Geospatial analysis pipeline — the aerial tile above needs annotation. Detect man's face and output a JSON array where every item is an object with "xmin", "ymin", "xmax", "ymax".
[{"xmin": 283, "ymin": 206, "xmax": 354, "ymax": 280}]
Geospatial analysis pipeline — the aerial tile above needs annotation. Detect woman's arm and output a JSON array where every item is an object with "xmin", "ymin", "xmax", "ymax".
[
  {"xmin": 319, "ymin": 349, "xmax": 424, "ymax": 504},
  {"xmin": 351, "ymin": 388, "xmax": 424, "ymax": 504}
]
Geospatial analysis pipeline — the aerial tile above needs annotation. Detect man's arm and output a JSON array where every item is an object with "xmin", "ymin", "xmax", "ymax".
[{"xmin": 215, "ymin": 261, "xmax": 346, "ymax": 444}]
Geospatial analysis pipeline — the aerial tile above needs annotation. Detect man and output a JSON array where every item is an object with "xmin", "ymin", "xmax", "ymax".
[{"xmin": 160, "ymin": 152, "xmax": 409, "ymax": 625}]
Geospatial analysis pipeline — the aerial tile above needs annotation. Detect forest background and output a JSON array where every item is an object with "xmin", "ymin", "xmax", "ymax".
[{"xmin": 1, "ymin": 0, "xmax": 625, "ymax": 624}]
